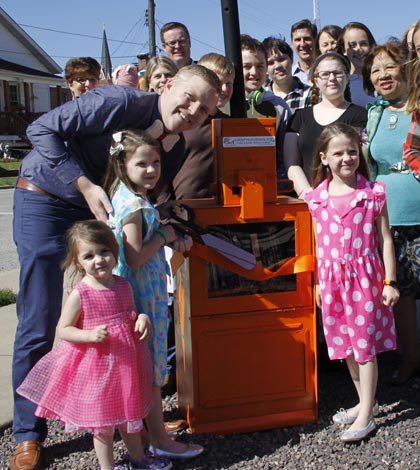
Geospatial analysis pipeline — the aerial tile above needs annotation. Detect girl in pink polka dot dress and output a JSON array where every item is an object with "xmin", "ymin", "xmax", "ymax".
[
  {"xmin": 17, "ymin": 221, "xmax": 172, "ymax": 470},
  {"xmin": 305, "ymin": 123, "xmax": 399, "ymax": 442}
]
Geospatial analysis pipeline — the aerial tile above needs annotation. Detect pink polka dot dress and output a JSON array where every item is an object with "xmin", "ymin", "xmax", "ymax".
[
  {"xmin": 17, "ymin": 276, "xmax": 153, "ymax": 435},
  {"xmin": 305, "ymin": 174, "xmax": 396, "ymax": 363}
]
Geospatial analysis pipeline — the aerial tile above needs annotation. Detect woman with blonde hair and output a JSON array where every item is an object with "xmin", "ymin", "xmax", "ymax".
[{"xmin": 142, "ymin": 56, "xmax": 178, "ymax": 94}]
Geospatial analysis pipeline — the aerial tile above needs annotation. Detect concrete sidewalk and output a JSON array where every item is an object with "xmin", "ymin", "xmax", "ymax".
[{"xmin": 0, "ymin": 269, "xmax": 19, "ymax": 430}]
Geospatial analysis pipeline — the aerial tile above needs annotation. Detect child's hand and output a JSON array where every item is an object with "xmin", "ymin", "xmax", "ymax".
[
  {"xmin": 88, "ymin": 324, "xmax": 108, "ymax": 343},
  {"xmin": 172, "ymin": 234, "xmax": 193, "ymax": 253},
  {"xmin": 382, "ymin": 285, "xmax": 400, "ymax": 308},
  {"xmin": 135, "ymin": 313, "xmax": 152, "ymax": 341},
  {"xmin": 315, "ymin": 284, "xmax": 322, "ymax": 309}
]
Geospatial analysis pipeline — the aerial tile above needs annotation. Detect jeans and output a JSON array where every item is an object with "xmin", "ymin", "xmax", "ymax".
[{"xmin": 12, "ymin": 189, "xmax": 91, "ymax": 442}]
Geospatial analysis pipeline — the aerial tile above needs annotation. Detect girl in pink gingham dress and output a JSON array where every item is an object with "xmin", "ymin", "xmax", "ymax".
[
  {"xmin": 305, "ymin": 124, "xmax": 399, "ymax": 443},
  {"xmin": 17, "ymin": 220, "xmax": 172, "ymax": 470}
]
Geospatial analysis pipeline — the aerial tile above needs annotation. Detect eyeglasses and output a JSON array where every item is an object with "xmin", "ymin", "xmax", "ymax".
[
  {"xmin": 74, "ymin": 77, "xmax": 99, "ymax": 85},
  {"xmin": 315, "ymin": 70, "xmax": 347, "ymax": 80},
  {"xmin": 163, "ymin": 38, "xmax": 188, "ymax": 49}
]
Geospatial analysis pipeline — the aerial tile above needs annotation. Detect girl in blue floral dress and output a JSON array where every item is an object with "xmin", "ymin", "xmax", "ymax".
[{"xmin": 104, "ymin": 130, "xmax": 203, "ymax": 460}]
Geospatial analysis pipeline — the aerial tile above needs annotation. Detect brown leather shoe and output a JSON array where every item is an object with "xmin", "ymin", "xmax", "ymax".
[
  {"xmin": 9, "ymin": 440, "xmax": 43, "ymax": 470},
  {"xmin": 164, "ymin": 419, "xmax": 187, "ymax": 434}
]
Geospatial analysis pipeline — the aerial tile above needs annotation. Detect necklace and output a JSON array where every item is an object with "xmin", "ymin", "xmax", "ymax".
[{"xmin": 389, "ymin": 114, "xmax": 398, "ymax": 130}]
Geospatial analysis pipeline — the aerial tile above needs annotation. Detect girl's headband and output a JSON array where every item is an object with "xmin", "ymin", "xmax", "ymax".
[{"xmin": 110, "ymin": 131, "xmax": 124, "ymax": 157}]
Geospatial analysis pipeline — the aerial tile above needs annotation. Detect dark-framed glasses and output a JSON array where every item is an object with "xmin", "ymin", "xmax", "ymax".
[
  {"xmin": 163, "ymin": 38, "xmax": 188, "ymax": 49},
  {"xmin": 316, "ymin": 70, "xmax": 346, "ymax": 80},
  {"xmin": 74, "ymin": 77, "xmax": 99, "ymax": 85}
]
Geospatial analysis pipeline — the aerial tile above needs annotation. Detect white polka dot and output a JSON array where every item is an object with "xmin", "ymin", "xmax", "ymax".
[
  {"xmin": 331, "ymin": 248, "xmax": 339, "ymax": 259},
  {"xmin": 340, "ymin": 324, "xmax": 349, "ymax": 334},
  {"xmin": 316, "ymin": 223, "xmax": 322, "ymax": 234},
  {"xmin": 321, "ymin": 209, "xmax": 329, "ymax": 221},
  {"xmin": 357, "ymin": 338, "xmax": 368, "ymax": 349},
  {"xmin": 317, "ymin": 247, "xmax": 324, "ymax": 258},
  {"xmin": 366, "ymin": 200, "xmax": 374, "ymax": 210},
  {"xmin": 384, "ymin": 338, "xmax": 394, "ymax": 349},
  {"xmin": 320, "ymin": 189, "xmax": 329, "ymax": 199},
  {"xmin": 372, "ymin": 286, "xmax": 378, "ymax": 296},
  {"xmin": 345, "ymin": 281, "xmax": 350, "ymax": 292},
  {"xmin": 328, "ymin": 346, "xmax": 335, "ymax": 357},
  {"xmin": 353, "ymin": 213, "xmax": 363, "ymax": 224},
  {"xmin": 325, "ymin": 316, "xmax": 335, "ymax": 326},
  {"xmin": 365, "ymin": 301, "xmax": 374, "ymax": 312},
  {"xmin": 376, "ymin": 309, "xmax": 382, "ymax": 320},
  {"xmin": 363, "ymin": 223, "xmax": 373, "ymax": 234},
  {"xmin": 348, "ymin": 327, "xmax": 355, "ymax": 337},
  {"xmin": 333, "ymin": 336, "xmax": 344, "ymax": 346},
  {"xmin": 323, "ymin": 326, "xmax": 329, "ymax": 335},
  {"xmin": 366, "ymin": 263, "xmax": 373, "ymax": 274},
  {"xmin": 346, "ymin": 305, "xmax": 353, "ymax": 315},
  {"xmin": 355, "ymin": 315, "xmax": 365, "ymax": 326},
  {"xmin": 375, "ymin": 331, "xmax": 383, "ymax": 341},
  {"xmin": 361, "ymin": 278, "xmax": 370, "ymax": 288},
  {"xmin": 342, "ymin": 292, "xmax": 347, "ymax": 301},
  {"xmin": 344, "ymin": 228, "xmax": 352, "ymax": 239},
  {"xmin": 370, "ymin": 346, "xmax": 376, "ymax": 356},
  {"xmin": 324, "ymin": 234, "xmax": 330, "ymax": 246},
  {"xmin": 346, "ymin": 346, "xmax": 353, "ymax": 355},
  {"xmin": 332, "ymin": 282, "xmax": 340, "ymax": 291},
  {"xmin": 325, "ymin": 293, "xmax": 333, "ymax": 304},
  {"xmin": 352, "ymin": 291, "xmax": 362, "ymax": 301},
  {"xmin": 353, "ymin": 237, "xmax": 363, "ymax": 249},
  {"xmin": 367, "ymin": 324, "xmax": 376, "ymax": 335},
  {"xmin": 330, "ymin": 222, "xmax": 339, "ymax": 234},
  {"xmin": 383, "ymin": 316, "xmax": 389, "ymax": 327},
  {"xmin": 354, "ymin": 349, "xmax": 360, "ymax": 360},
  {"xmin": 334, "ymin": 302, "xmax": 343, "ymax": 312}
]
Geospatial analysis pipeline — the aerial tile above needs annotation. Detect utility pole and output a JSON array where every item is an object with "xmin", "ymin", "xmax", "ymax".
[
  {"xmin": 148, "ymin": 0, "xmax": 156, "ymax": 57},
  {"xmin": 313, "ymin": 0, "xmax": 320, "ymax": 30}
]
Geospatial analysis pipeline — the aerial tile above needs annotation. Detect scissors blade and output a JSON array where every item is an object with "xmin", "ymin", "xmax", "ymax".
[{"xmin": 201, "ymin": 233, "xmax": 256, "ymax": 270}]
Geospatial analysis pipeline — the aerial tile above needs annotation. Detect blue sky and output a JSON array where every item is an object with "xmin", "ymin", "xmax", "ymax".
[{"xmin": 2, "ymin": 0, "xmax": 417, "ymax": 73}]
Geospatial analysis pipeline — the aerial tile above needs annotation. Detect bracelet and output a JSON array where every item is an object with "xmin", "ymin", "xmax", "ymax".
[
  {"xmin": 154, "ymin": 228, "xmax": 168, "ymax": 245},
  {"xmin": 383, "ymin": 279, "xmax": 398, "ymax": 288}
]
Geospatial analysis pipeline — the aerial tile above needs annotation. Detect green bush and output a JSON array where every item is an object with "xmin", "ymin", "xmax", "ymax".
[{"xmin": 0, "ymin": 288, "xmax": 17, "ymax": 307}]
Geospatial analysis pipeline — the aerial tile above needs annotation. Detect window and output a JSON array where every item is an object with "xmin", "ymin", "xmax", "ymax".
[{"xmin": 8, "ymin": 82, "xmax": 19, "ymax": 106}]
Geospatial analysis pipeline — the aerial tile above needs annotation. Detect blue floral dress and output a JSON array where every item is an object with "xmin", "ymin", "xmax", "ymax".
[{"xmin": 110, "ymin": 182, "xmax": 170, "ymax": 386}]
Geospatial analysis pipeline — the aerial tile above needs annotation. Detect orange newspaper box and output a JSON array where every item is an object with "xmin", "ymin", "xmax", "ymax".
[{"xmin": 173, "ymin": 118, "xmax": 317, "ymax": 434}]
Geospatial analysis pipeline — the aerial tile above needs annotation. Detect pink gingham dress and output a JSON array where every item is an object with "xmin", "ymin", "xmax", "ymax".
[
  {"xmin": 17, "ymin": 276, "xmax": 153, "ymax": 435},
  {"xmin": 305, "ymin": 174, "xmax": 396, "ymax": 363}
]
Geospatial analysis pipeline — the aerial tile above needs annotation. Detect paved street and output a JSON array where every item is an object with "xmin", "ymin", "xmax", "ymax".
[{"xmin": 0, "ymin": 188, "xmax": 18, "ymax": 272}]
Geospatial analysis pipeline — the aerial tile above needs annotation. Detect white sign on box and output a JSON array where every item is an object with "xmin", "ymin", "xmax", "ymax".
[{"xmin": 222, "ymin": 136, "xmax": 276, "ymax": 148}]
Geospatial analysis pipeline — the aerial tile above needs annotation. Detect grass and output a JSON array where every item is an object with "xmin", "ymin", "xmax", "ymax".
[
  {"xmin": 0, "ymin": 288, "xmax": 17, "ymax": 307},
  {"xmin": 0, "ymin": 159, "xmax": 20, "ymax": 187}
]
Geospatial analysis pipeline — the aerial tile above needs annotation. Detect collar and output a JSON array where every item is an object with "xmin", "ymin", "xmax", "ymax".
[{"xmin": 145, "ymin": 119, "xmax": 180, "ymax": 152}]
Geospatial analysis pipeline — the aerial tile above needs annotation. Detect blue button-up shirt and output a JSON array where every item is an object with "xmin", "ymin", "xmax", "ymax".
[{"xmin": 20, "ymin": 86, "xmax": 168, "ymax": 208}]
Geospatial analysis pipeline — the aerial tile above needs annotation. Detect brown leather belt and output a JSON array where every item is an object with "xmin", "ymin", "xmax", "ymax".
[{"xmin": 16, "ymin": 177, "xmax": 52, "ymax": 197}]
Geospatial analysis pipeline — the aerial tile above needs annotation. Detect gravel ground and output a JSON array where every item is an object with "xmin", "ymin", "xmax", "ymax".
[{"xmin": 1, "ymin": 349, "xmax": 420, "ymax": 470}]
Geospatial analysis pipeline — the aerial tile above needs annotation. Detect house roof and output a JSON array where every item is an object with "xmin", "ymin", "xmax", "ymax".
[
  {"xmin": 0, "ymin": 58, "xmax": 62, "ymax": 79},
  {"xmin": 0, "ymin": 7, "xmax": 62, "ymax": 74}
]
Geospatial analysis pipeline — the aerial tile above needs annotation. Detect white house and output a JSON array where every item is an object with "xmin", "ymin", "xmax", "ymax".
[{"xmin": 0, "ymin": 7, "xmax": 64, "ymax": 114}]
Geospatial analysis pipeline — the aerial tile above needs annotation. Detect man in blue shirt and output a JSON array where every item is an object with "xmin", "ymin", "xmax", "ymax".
[{"xmin": 10, "ymin": 64, "xmax": 220, "ymax": 470}]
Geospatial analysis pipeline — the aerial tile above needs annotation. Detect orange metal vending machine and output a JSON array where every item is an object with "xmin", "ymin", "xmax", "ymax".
[{"xmin": 173, "ymin": 118, "xmax": 317, "ymax": 434}]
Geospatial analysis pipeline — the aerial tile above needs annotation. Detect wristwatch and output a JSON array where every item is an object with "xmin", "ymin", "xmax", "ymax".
[{"xmin": 383, "ymin": 279, "xmax": 398, "ymax": 288}]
